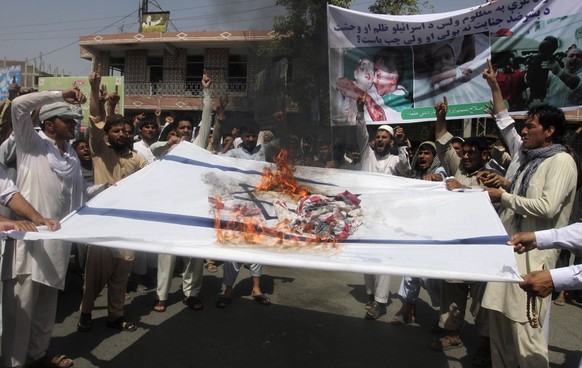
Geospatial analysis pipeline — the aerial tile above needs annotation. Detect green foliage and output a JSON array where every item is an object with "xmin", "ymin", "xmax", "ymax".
[
  {"xmin": 261, "ymin": 0, "xmax": 354, "ymax": 126},
  {"xmin": 368, "ymin": 0, "xmax": 433, "ymax": 15}
]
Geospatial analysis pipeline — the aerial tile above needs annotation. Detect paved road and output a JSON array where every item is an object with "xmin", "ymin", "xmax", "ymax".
[{"xmin": 51, "ymin": 264, "xmax": 581, "ymax": 368}]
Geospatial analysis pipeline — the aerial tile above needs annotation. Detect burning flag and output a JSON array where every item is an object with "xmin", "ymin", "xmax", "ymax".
[
  {"xmin": 9, "ymin": 143, "xmax": 521, "ymax": 283},
  {"xmin": 211, "ymin": 149, "xmax": 363, "ymax": 251}
]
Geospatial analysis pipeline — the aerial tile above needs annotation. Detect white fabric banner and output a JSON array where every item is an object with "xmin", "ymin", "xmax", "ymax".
[
  {"xmin": 329, "ymin": 0, "xmax": 582, "ymax": 126},
  {"xmin": 10, "ymin": 143, "xmax": 520, "ymax": 282}
]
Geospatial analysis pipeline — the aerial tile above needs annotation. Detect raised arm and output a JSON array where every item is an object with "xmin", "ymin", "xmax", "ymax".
[
  {"xmin": 482, "ymin": 59, "xmax": 506, "ymax": 114},
  {"xmin": 208, "ymin": 95, "xmax": 229, "ymax": 152},
  {"xmin": 154, "ymin": 108, "xmax": 162, "ymax": 130},
  {"xmin": 88, "ymin": 66, "xmax": 107, "ymax": 155},
  {"xmin": 393, "ymin": 126, "xmax": 411, "ymax": 176},
  {"xmin": 433, "ymin": 96, "xmax": 460, "ymax": 176},
  {"xmin": 12, "ymin": 90, "xmax": 79, "ymax": 154},
  {"xmin": 434, "ymin": 96, "xmax": 448, "ymax": 140},
  {"xmin": 483, "ymin": 59, "xmax": 522, "ymax": 158},
  {"xmin": 106, "ymin": 84, "xmax": 120, "ymax": 117},
  {"xmin": 193, "ymin": 71, "xmax": 213, "ymax": 148},
  {"xmin": 89, "ymin": 64, "xmax": 105, "ymax": 120},
  {"xmin": 355, "ymin": 97, "xmax": 371, "ymax": 155}
]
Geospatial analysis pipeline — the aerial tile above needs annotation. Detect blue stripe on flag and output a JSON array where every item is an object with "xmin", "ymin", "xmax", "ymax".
[
  {"xmin": 163, "ymin": 154, "xmax": 337, "ymax": 186},
  {"xmin": 79, "ymin": 207, "xmax": 508, "ymax": 245}
]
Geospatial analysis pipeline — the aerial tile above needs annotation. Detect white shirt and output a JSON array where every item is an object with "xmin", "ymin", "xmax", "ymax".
[
  {"xmin": 535, "ymin": 223, "xmax": 582, "ymax": 368},
  {"xmin": 356, "ymin": 112, "xmax": 410, "ymax": 175},
  {"xmin": 535, "ymin": 223, "xmax": 582, "ymax": 291},
  {"xmin": 0, "ymin": 164, "xmax": 18, "ymax": 206},
  {"xmin": 494, "ymin": 110, "xmax": 523, "ymax": 183},
  {"xmin": 134, "ymin": 139, "xmax": 156, "ymax": 164},
  {"xmin": 2, "ymin": 91, "xmax": 84, "ymax": 289}
]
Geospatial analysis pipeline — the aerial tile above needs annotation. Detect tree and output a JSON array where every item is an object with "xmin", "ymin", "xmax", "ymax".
[
  {"xmin": 369, "ymin": 0, "xmax": 432, "ymax": 15},
  {"xmin": 262, "ymin": 0, "xmax": 427, "ymax": 128},
  {"xmin": 262, "ymin": 0, "xmax": 353, "ymax": 128}
]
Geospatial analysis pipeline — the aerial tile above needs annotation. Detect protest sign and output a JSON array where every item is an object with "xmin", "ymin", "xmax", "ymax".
[{"xmin": 328, "ymin": 0, "xmax": 582, "ymax": 125}]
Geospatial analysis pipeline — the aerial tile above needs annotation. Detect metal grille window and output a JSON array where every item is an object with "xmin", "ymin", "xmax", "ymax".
[
  {"xmin": 228, "ymin": 55, "xmax": 247, "ymax": 91},
  {"xmin": 110, "ymin": 57, "xmax": 125, "ymax": 76},
  {"xmin": 148, "ymin": 56, "xmax": 163, "ymax": 95},
  {"xmin": 186, "ymin": 55, "xmax": 204, "ymax": 84}
]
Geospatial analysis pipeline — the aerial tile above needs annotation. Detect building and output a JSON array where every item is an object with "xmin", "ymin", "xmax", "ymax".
[
  {"xmin": 79, "ymin": 30, "xmax": 293, "ymax": 129},
  {"xmin": 1, "ymin": 59, "xmax": 64, "ymax": 92}
]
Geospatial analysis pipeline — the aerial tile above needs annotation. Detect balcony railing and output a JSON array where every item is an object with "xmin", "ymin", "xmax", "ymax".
[{"xmin": 125, "ymin": 82, "xmax": 248, "ymax": 97}]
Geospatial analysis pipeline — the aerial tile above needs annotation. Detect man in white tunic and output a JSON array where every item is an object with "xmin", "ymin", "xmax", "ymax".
[
  {"xmin": 1, "ymin": 88, "xmax": 86, "ymax": 368},
  {"xmin": 216, "ymin": 120, "xmax": 279, "ymax": 308},
  {"xmin": 150, "ymin": 73, "xmax": 212, "ymax": 313},
  {"xmin": 481, "ymin": 60, "xmax": 577, "ymax": 367},
  {"xmin": 355, "ymin": 98, "xmax": 410, "ymax": 319}
]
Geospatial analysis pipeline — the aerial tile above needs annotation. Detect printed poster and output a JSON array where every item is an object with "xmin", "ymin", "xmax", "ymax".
[{"xmin": 328, "ymin": 0, "xmax": 582, "ymax": 125}]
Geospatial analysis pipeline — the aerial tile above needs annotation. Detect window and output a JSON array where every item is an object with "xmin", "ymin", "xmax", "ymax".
[
  {"xmin": 147, "ymin": 57, "xmax": 163, "ymax": 83},
  {"xmin": 109, "ymin": 57, "xmax": 125, "ymax": 76},
  {"xmin": 228, "ymin": 55, "xmax": 247, "ymax": 90},
  {"xmin": 147, "ymin": 57, "xmax": 163, "ymax": 95},
  {"xmin": 186, "ymin": 55, "xmax": 204, "ymax": 84}
]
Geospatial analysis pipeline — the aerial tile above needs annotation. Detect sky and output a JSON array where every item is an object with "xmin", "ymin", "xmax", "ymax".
[{"xmin": 0, "ymin": 0, "xmax": 486, "ymax": 77}]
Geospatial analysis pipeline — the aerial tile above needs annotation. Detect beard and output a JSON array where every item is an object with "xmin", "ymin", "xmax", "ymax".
[{"xmin": 375, "ymin": 144, "xmax": 390, "ymax": 157}]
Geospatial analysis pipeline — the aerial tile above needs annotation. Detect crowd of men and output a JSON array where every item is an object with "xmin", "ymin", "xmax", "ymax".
[{"xmin": 0, "ymin": 57, "xmax": 580, "ymax": 368}]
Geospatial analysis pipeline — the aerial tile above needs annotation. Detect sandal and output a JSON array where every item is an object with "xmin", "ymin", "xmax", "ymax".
[
  {"xmin": 153, "ymin": 299, "xmax": 167, "ymax": 313},
  {"xmin": 365, "ymin": 294, "xmax": 375, "ymax": 310},
  {"xmin": 430, "ymin": 335, "xmax": 464, "ymax": 351},
  {"xmin": 390, "ymin": 303, "xmax": 416, "ymax": 325},
  {"xmin": 183, "ymin": 296, "xmax": 204, "ymax": 310},
  {"xmin": 106, "ymin": 317, "xmax": 137, "ymax": 332},
  {"xmin": 252, "ymin": 293, "xmax": 271, "ymax": 305},
  {"xmin": 554, "ymin": 293, "xmax": 566, "ymax": 306},
  {"xmin": 365, "ymin": 301, "xmax": 386, "ymax": 320},
  {"xmin": 390, "ymin": 313, "xmax": 414, "ymax": 325},
  {"xmin": 205, "ymin": 261, "xmax": 218, "ymax": 273},
  {"xmin": 29, "ymin": 353, "xmax": 74, "ymax": 368},
  {"xmin": 472, "ymin": 345, "xmax": 492, "ymax": 367},
  {"xmin": 77, "ymin": 312, "xmax": 92, "ymax": 332},
  {"xmin": 216, "ymin": 296, "xmax": 231, "ymax": 308}
]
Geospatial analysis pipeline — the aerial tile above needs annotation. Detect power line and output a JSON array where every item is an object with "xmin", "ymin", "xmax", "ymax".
[
  {"xmin": 0, "ymin": 24, "xmax": 128, "ymax": 38},
  {"xmin": 170, "ymin": 15, "xmax": 282, "ymax": 30},
  {"xmin": 24, "ymin": 9, "xmax": 139, "ymax": 63},
  {"xmin": 1, "ymin": 3, "xmax": 280, "ymax": 40},
  {"xmin": 0, "ymin": 15, "xmax": 125, "ymax": 30},
  {"xmin": 170, "ymin": 5, "xmax": 277, "ymax": 22}
]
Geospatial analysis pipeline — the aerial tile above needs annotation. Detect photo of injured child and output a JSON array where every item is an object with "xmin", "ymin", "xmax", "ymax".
[{"xmin": 413, "ymin": 33, "xmax": 491, "ymax": 107}]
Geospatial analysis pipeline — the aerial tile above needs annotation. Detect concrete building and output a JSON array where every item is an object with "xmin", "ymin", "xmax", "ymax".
[
  {"xmin": 2, "ymin": 59, "xmax": 64, "ymax": 90},
  {"xmin": 79, "ymin": 30, "xmax": 291, "ymax": 127}
]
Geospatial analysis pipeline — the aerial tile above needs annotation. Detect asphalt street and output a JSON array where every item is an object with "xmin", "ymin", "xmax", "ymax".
[{"xmin": 50, "ymin": 263, "xmax": 582, "ymax": 368}]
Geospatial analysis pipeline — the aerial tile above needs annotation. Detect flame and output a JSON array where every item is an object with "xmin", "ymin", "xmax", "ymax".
[
  {"xmin": 213, "ymin": 196, "xmax": 339, "ymax": 248},
  {"xmin": 255, "ymin": 149, "xmax": 310, "ymax": 199},
  {"xmin": 212, "ymin": 149, "xmax": 344, "ymax": 252}
]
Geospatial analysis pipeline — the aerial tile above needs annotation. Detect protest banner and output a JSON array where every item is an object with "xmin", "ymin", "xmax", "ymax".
[
  {"xmin": 10, "ymin": 143, "xmax": 520, "ymax": 282},
  {"xmin": 328, "ymin": 0, "xmax": 582, "ymax": 125}
]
